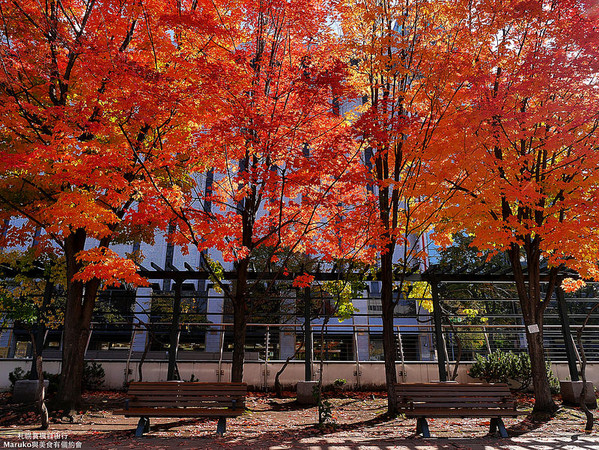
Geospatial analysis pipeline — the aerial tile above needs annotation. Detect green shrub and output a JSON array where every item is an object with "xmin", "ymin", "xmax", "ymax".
[
  {"xmin": 9, "ymin": 361, "xmax": 105, "ymax": 393},
  {"xmin": 83, "ymin": 362, "xmax": 105, "ymax": 391},
  {"xmin": 9, "ymin": 367, "xmax": 60, "ymax": 393},
  {"xmin": 8, "ymin": 367, "xmax": 26, "ymax": 387},
  {"xmin": 333, "ymin": 378, "xmax": 346, "ymax": 390},
  {"xmin": 468, "ymin": 350, "xmax": 559, "ymax": 393}
]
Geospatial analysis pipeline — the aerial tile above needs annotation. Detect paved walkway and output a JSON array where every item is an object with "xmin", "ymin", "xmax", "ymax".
[
  {"xmin": 3, "ymin": 429, "xmax": 599, "ymax": 449},
  {"xmin": 1, "ymin": 394, "xmax": 597, "ymax": 449}
]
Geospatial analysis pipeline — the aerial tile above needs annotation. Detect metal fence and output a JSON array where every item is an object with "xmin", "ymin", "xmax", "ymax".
[{"xmin": 1, "ymin": 286, "xmax": 598, "ymax": 366}]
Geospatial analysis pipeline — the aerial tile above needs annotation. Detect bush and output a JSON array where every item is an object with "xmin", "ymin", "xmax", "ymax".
[
  {"xmin": 9, "ymin": 361, "xmax": 105, "ymax": 393},
  {"xmin": 333, "ymin": 378, "xmax": 346, "ymax": 390},
  {"xmin": 468, "ymin": 350, "xmax": 559, "ymax": 393},
  {"xmin": 83, "ymin": 362, "xmax": 105, "ymax": 391},
  {"xmin": 9, "ymin": 367, "xmax": 60, "ymax": 394}
]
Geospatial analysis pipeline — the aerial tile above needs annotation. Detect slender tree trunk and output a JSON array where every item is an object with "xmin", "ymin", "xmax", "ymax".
[
  {"xmin": 36, "ymin": 355, "xmax": 49, "ymax": 429},
  {"xmin": 30, "ymin": 280, "xmax": 53, "ymax": 380},
  {"xmin": 167, "ymin": 281, "xmax": 182, "ymax": 381},
  {"xmin": 274, "ymin": 341, "xmax": 304, "ymax": 398},
  {"xmin": 30, "ymin": 325, "xmax": 46, "ymax": 381},
  {"xmin": 380, "ymin": 250, "xmax": 398, "ymax": 415},
  {"xmin": 317, "ymin": 313, "xmax": 330, "ymax": 426},
  {"xmin": 576, "ymin": 303, "xmax": 597, "ymax": 431}
]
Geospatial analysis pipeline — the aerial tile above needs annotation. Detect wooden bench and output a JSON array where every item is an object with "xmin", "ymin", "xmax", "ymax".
[
  {"xmin": 113, "ymin": 381, "xmax": 247, "ymax": 436},
  {"xmin": 395, "ymin": 382, "xmax": 521, "ymax": 437}
]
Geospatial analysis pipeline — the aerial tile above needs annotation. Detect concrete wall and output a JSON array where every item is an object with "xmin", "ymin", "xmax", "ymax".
[{"xmin": 0, "ymin": 359, "xmax": 596, "ymax": 392}]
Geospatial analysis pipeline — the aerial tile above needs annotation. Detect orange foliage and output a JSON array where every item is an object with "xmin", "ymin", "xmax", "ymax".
[{"xmin": 438, "ymin": 0, "xmax": 599, "ymax": 280}]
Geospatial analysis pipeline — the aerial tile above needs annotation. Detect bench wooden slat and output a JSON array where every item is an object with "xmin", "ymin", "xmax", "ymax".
[
  {"xmin": 129, "ymin": 394, "xmax": 245, "ymax": 400},
  {"xmin": 398, "ymin": 394, "xmax": 511, "ymax": 399},
  {"xmin": 128, "ymin": 394, "xmax": 246, "ymax": 400},
  {"xmin": 128, "ymin": 384, "xmax": 247, "ymax": 389},
  {"xmin": 127, "ymin": 386, "xmax": 247, "ymax": 391},
  {"xmin": 114, "ymin": 408, "xmax": 245, "ymax": 417},
  {"xmin": 403, "ymin": 408, "xmax": 521, "ymax": 417},
  {"xmin": 402, "ymin": 403, "xmax": 515, "ymax": 410},
  {"xmin": 396, "ymin": 386, "xmax": 510, "ymax": 392},
  {"xmin": 130, "ymin": 402, "xmax": 245, "ymax": 408},
  {"xmin": 127, "ymin": 390, "xmax": 247, "ymax": 395},
  {"xmin": 129, "ymin": 397, "xmax": 245, "ymax": 403}
]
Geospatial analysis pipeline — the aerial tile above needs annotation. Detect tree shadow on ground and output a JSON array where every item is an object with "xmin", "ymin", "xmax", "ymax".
[
  {"xmin": 261, "ymin": 399, "xmax": 310, "ymax": 412},
  {"xmin": 149, "ymin": 417, "xmax": 210, "ymax": 432},
  {"xmin": 506, "ymin": 412, "xmax": 554, "ymax": 437}
]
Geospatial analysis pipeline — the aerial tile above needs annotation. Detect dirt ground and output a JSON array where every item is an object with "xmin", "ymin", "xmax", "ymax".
[{"xmin": 0, "ymin": 391, "xmax": 598, "ymax": 449}]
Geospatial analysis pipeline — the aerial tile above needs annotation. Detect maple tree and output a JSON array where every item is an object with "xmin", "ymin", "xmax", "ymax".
[
  {"xmin": 0, "ymin": 249, "xmax": 64, "ymax": 377},
  {"xmin": 341, "ymin": 0, "xmax": 469, "ymax": 413},
  {"xmin": 153, "ymin": 0, "xmax": 376, "ymax": 383},
  {"xmin": 0, "ymin": 1, "xmax": 190, "ymax": 409},
  {"xmin": 439, "ymin": 0, "xmax": 599, "ymax": 413}
]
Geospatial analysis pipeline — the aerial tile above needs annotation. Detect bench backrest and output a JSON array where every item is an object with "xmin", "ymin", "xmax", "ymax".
[
  {"xmin": 127, "ymin": 382, "xmax": 247, "ymax": 410},
  {"xmin": 395, "ymin": 382, "xmax": 515, "ymax": 411}
]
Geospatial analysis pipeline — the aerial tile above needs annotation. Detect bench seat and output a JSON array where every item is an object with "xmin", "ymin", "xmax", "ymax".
[
  {"xmin": 113, "ymin": 381, "xmax": 247, "ymax": 436},
  {"xmin": 395, "ymin": 382, "xmax": 523, "ymax": 437}
]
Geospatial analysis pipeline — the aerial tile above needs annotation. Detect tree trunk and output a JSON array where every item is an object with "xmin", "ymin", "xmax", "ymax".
[
  {"xmin": 30, "ymin": 325, "xmax": 46, "ymax": 381},
  {"xmin": 231, "ymin": 297, "xmax": 247, "ymax": 382},
  {"xmin": 57, "ymin": 230, "xmax": 102, "ymax": 411},
  {"xmin": 380, "ymin": 250, "xmax": 398, "ymax": 415},
  {"xmin": 526, "ymin": 327, "xmax": 555, "ymax": 413},
  {"xmin": 508, "ymin": 242, "xmax": 557, "ymax": 414},
  {"xmin": 36, "ymin": 355, "xmax": 48, "ymax": 430},
  {"xmin": 274, "ymin": 341, "xmax": 304, "ymax": 397},
  {"xmin": 167, "ymin": 281, "xmax": 182, "ymax": 381},
  {"xmin": 30, "ymin": 280, "xmax": 53, "ymax": 380},
  {"xmin": 231, "ymin": 259, "xmax": 249, "ymax": 383}
]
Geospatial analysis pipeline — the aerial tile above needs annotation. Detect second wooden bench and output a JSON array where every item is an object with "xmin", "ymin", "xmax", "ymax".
[{"xmin": 395, "ymin": 382, "xmax": 521, "ymax": 437}]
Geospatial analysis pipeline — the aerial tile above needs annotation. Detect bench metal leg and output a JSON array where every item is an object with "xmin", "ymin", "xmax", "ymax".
[
  {"xmin": 416, "ymin": 418, "xmax": 430, "ymax": 438},
  {"xmin": 490, "ymin": 417, "xmax": 508, "ymax": 437},
  {"xmin": 495, "ymin": 418, "xmax": 508, "ymax": 438},
  {"xmin": 490, "ymin": 417, "xmax": 497, "ymax": 434},
  {"xmin": 216, "ymin": 417, "xmax": 226, "ymax": 435},
  {"xmin": 136, "ymin": 417, "xmax": 150, "ymax": 437}
]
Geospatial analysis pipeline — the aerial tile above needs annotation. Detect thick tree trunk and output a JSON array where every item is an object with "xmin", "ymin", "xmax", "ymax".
[
  {"xmin": 508, "ymin": 242, "xmax": 557, "ymax": 414},
  {"xmin": 231, "ymin": 260, "xmax": 249, "ymax": 383},
  {"xmin": 231, "ymin": 298, "xmax": 247, "ymax": 382},
  {"xmin": 380, "ymin": 250, "xmax": 398, "ymax": 415},
  {"xmin": 57, "ymin": 230, "xmax": 102, "ymax": 411},
  {"xmin": 526, "ymin": 327, "xmax": 555, "ymax": 413}
]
